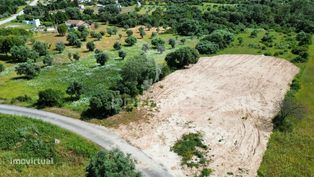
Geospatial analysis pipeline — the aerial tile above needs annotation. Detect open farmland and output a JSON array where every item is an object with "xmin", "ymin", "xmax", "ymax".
[{"xmin": 115, "ymin": 55, "xmax": 299, "ymax": 177}]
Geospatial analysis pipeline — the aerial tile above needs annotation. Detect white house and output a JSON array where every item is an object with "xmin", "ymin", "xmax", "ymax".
[{"xmin": 23, "ymin": 19, "xmax": 41, "ymax": 28}]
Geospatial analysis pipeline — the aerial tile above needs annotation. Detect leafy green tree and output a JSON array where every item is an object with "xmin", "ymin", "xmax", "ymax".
[
  {"xmin": 95, "ymin": 52, "xmax": 109, "ymax": 66},
  {"xmin": 125, "ymin": 36, "xmax": 137, "ymax": 46},
  {"xmin": 296, "ymin": 31, "xmax": 312, "ymax": 45},
  {"xmin": 43, "ymin": 55, "xmax": 53, "ymax": 66},
  {"xmin": 88, "ymin": 90, "xmax": 123, "ymax": 117},
  {"xmin": 56, "ymin": 42, "xmax": 65, "ymax": 53},
  {"xmin": 168, "ymin": 38, "xmax": 176, "ymax": 48},
  {"xmin": 139, "ymin": 27, "xmax": 145, "ymax": 38},
  {"xmin": 202, "ymin": 30, "xmax": 234, "ymax": 49},
  {"xmin": 113, "ymin": 41, "xmax": 121, "ymax": 50},
  {"xmin": 0, "ymin": 35, "xmax": 25, "ymax": 54},
  {"xmin": 66, "ymin": 81, "xmax": 83, "ymax": 99},
  {"xmin": 180, "ymin": 38, "xmax": 186, "ymax": 45},
  {"xmin": 126, "ymin": 30, "xmax": 133, "ymax": 36},
  {"xmin": 118, "ymin": 50, "xmax": 126, "ymax": 60},
  {"xmin": 86, "ymin": 149, "xmax": 141, "ymax": 177},
  {"xmin": 37, "ymin": 89, "xmax": 63, "ymax": 107},
  {"xmin": 151, "ymin": 38, "xmax": 165, "ymax": 48},
  {"xmin": 15, "ymin": 62, "xmax": 40, "ymax": 79},
  {"xmin": 74, "ymin": 39, "xmax": 82, "ymax": 48},
  {"xmin": 57, "ymin": 24, "xmax": 68, "ymax": 36},
  {"xmin": 196, "ymin": 41, "xmax": 219, "ymax": 54},
  {"xmin": 176, "ymin": 19, "xmax": 200, "ymax": 36},
  {"xmin": 157, "ymin": 45, "xmax": 165, "ymax": 54},
  {"xmin": 165, "ymin": 47, "xmax": 199, "ymax": 69},
  {"xmin": 95, "ymin": 33, "xmax": 102, "ymax": 41},
  {"xmin": 118, "ymin": 54, "xmax": 159, "ymax": 96},
  {"xmin": 32, "ymin": 41, "xmax": 48, "ymax": 56},
  {"xmin": 250, "ymin": 30, "xmax": 258, "ymax": 38},
  {"xmin": 73, "ymin": 53, "xmax": 80, "ymax": 61},
  {"xmin": 81, "ymin": 30, "xmax": 89, "ymax": 41},
  {"xmin": 10, "ymin": 45, "xmax": 31, "ymax": 62},
  {"xmin": 86, "ymin": 41, "xmax": 95, "ymax": 52},
  {"xmin": 67, "ymin": 32, "xmax": 79, "ymax": 46}
]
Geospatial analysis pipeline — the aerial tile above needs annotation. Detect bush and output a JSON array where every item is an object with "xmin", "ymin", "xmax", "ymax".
[
  {"xmin": 66, "ymin": 81, "xmax": 83, "ymax": 99},
  {"xmin": 117, "ymin": 54, "xmax": 160, "ymax": 96},
  {"xmin": 88, "ymin": 90, "xmax": 122, "ymax": 118},
  {"xmin": 165, "ymin": 47, "xmax": 199, "ymax": 69},
  {"xmin": 292, "ymin": 56, "xmax": 308, "ymax": 63},
  {"xmin": 113, "ymin": 41, "xmax": 121, "ymax": 50},
  {"xmin": 118, "ymin": 50, "xmax": 126, "ymax": 60},
  {"xmin": 15, "ymin": 62, "xmax": 40, "ymax": 79},
  {"xmin": 195, "ymin": 41, "xmax": 219, "ymax": 54},
  {"xmin": 86, "ymin": 41, "xmax": 95, "ymax": 52},
  {"xmin": 125, "ymin": 36, "xmax": 137, "ymax": 46},
  {"xmin": 171, "ymin": 132, "xmax": 207, "ymax": 167},
  {"xmin": 151, "ymin": 38, "xmax": 165, "ymax": 48},
  {"xmin": 86, "ymin": 149, "xmax": 141, "ymax": 177},
  {"xmin": 168, "ymin": 38, "xmax": 176, "ymax": 48},
  {"xmin": 95, "ymin": 52, "xmax": 109, "ymax": 66},
  {"xmin": 176, "ymin": 19, "xmax": 200, "ymax": 36},
  {"xmin": 10, "ymin": 45, "xmax": 31, "ymax": 62},
  {"xmin": 37, "ymin": 89, "xmax": 63, "ymax": 107},
  {"xmin": 43, "ymin": 55, "xmax": 53, "ymax": 66},
  {"xmin": 56, "ymin": 42, "xmax": 65, "ymax": 53},
  {"xmin": 202, "ymin": 30, "xmax": 233, "ymax": 49},
  {"xmin": 0, "ymin": 63, "xmax": 4, "ymax": 72},
  {"xmin": 32, "ymin": 41, "xmax": 48, "ymax": 56}
]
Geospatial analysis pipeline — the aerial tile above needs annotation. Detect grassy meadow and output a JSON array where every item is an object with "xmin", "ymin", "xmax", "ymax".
[
  {"xmin": 258, "ymin": 36, "xmax": 314, "ymax": 177},
  {"xmin": 0, "ymin": 114, "xmax": 99, "ymax": 177}
]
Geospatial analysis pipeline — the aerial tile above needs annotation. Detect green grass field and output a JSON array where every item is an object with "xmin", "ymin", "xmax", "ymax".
[
  {"xmin": 0, "ymin": 114, "xmax": 99, "ymax": 177},
  {"xmin": 258, "ymin": 36, "xmax": 314, "ymax": 177}
]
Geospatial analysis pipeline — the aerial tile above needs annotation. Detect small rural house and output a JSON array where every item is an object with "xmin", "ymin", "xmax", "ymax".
[
  {"xmin": 65, "ymin": 20, "xmax": 89, "ymax": 28},
  {"xmin": 23, "ymin": 19, "xmax": 41, "ymax": 28}
]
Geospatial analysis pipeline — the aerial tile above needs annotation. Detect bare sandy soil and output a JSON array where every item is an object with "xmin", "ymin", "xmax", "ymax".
[{"xmin": 114, "ymin": 55, "xmax": 299, "ymax": 177}]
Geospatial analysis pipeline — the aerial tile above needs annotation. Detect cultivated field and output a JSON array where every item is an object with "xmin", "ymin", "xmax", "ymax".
[{"xmin": 114, "ymin": 55, "xmax": 299, "ymax": 177}]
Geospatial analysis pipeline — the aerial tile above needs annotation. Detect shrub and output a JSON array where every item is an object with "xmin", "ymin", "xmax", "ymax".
[
  {"xmin": 117, "ymin": 54, "xmax": 159, "ymax": 96},
  {"xmin": 66, "ymin": 81, "xmax": 83, "ymax": 99},
  {"xmin": 168, "ymin": 38, "xmax": 176, "ymax": 48},
  {"xmin": 15, "ymin": 62, "xmax": 40, "ymax": 79},
  {"xmin": 151, "ymin": 38, "xmax": 165, "ymax": 48},
  {"xmin": 172, "ymin": 132, "xmax": 207, "ymax": 167},
  {"xmin": 37, "ymin": 89, "xmax": 63, "ymax": 107},
  {"xmin": 86, "ymin": 149, "xmax": 141, "ymax": 177},
  {"xmin": 201, "ymin": 30, "xmax": 234, "ymax": 49},
  {"xmin": 118, "ymin": 50, "xmax": 126, "ymax": 60},
  {"xmin": 57, "ymin": 24, "xmax": 67, "ymax": 36},
  {"xmin": 73, "ymin": 53, "xmax": 80, "ymax": 61},
  {"xmin": 165, "ymin": 47, "xmax": 199, "ymax": 69},
  {"xmin": 113, "ymin": 41, "xmax": 121, "ymax": 50},
  {"xmin": 43, "ymin": 55, "xmax": 53, "ymax": 66},
  {"xmin": 10, "ymin": 45, "xmax": 31, "ymax": 62},
  {"xmin": 0, "ymin": 63, "xmax": 4, "ymax": 72},
  {"xmin": 125, "ymin": 36, "xmax": 137, "ymax": 46},
  {"xmin": 88, "ymin": 90, "xmax": 122, "ymax": 118},
  {"xmin": 95, "ymin": 52, "xmax": 109, "ymax": 66},
  {"xmin": 86, "ymin": 41, "xmax": 95, "ymax": 52},
  {"xmin": 56, "ymin": 42, "xmax": 65, "ymax": 53},
  {"xmin": 196, "ymin": 41, "xmax": 219, "ymax": 54},
  {"xmin": 32, "ymin": 41, "xmax": 48, "ymax": 56}
]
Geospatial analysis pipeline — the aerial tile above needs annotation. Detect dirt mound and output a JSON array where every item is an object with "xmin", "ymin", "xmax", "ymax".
[{"xmin": 114, "ymin": 55, "xmax": 299, "ymax": 177}]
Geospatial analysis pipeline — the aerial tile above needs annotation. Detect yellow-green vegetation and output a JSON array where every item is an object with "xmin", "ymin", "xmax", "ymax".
[
  {"xmin": 258, "ymin": 36, "xmax": 314, "ymax": 176},
  {"xmin": 217, "ymin": 29, "xmax": 297, "ymax": 61},
  {"xmin": 0, "ymin": 114, "xmax": 99, "ymax": 177},
  {"xmin": 0, "ymin": 24, "xmax": 197, "ymax": 114}
]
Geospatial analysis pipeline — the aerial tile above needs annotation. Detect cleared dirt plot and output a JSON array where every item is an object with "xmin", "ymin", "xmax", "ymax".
[{"xmin": 114, "ymin": 55, "xmax": 299, "ymax": 177}]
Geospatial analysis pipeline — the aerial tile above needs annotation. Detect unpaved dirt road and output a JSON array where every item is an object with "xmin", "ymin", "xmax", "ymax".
[
  {"xmin": 115, "ymin": 55, "xmax": 299, "ymax": 177},
  {"xmin": 0, "ymin": 104, "xmax": 172, "ymax": 177}
]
